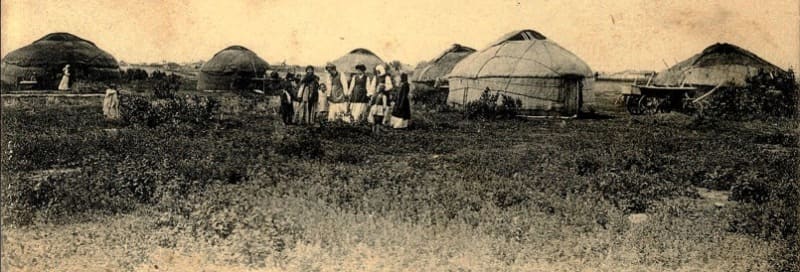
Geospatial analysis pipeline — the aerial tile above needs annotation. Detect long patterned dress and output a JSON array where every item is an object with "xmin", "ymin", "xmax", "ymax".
[{"xmin": 58, "ymin": 65, "xmax": 70, "ymax": 91}]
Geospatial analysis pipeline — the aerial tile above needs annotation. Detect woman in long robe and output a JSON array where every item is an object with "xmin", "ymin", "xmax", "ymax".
[
  {"xmin": 296, "ymin": 66, "xmax": 320, "ymax": 125},
  {"xmin": 103, "ymin": 85, "xmax": 121, "ymax": 121},
  {"xmin": 58, "ymin": 64, "xmax": 70, "ymax": 91},
  {"xmin": 324, "ymin": 63, "xmax": 350, "ymax": 121},
  {"xmin": 391, "ymin": 73, "xmax": 411, "ymax": 129},
  {"xmin": 347, "ymin": 64, "xmax": 370, "ymax": 123}
]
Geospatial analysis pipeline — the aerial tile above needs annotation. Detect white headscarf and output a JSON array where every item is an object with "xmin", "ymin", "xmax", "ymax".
[{"xmin": 376, "ymin": 65, "xmax": 386, "ymax": 76}]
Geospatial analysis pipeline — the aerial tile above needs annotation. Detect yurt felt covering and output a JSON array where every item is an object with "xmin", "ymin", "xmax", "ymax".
[
  {"xmin": 653, "ymin": 43, "xmax": 787, "ymax": 87},
  {"xmin": 447, "ymin": 29, "xmax": 595, "ymax": 115},
  {"xmin": 196, "ymin": 45, "xmax": 269, "ymax": 91},
  {"xmin": 1, "ymin": 32, "xmax": 120, "ymax": 89},
  {"xmin": 329, "ymin": 48, "xmax": 384, "ymax": 76}
]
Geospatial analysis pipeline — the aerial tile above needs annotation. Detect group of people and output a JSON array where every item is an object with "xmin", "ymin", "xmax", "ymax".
[{"xmin": 273, "ymin": 63, "xmax": 411, "ymax": 131}]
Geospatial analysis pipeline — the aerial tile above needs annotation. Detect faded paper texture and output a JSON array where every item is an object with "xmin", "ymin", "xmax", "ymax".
[{"xmin": 1, "ymin": 1, "xmax": 799, "ymax": 272}]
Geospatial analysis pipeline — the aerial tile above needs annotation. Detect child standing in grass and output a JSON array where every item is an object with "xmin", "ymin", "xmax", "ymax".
[{"xmin": 369, "ymin": 85, "xmax": 389, "ymax": 134}]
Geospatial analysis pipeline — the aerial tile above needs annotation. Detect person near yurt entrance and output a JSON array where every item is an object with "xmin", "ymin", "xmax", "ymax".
[
  {"xmin": 58, "ymin": 64, "xmax": 71, "ymax": 91},
  {"xmin": 446, "ymin": 29, "xmax": 595, "ymax": 117},
  {"xmin": 324, "ymin": 63, "xmax": 350, "ymax": 121},
  {"xmin": 348, "ymin": 64, "xmax": 371, "ymax": 122},
  {"xmin": 196, "ymin": 45, "xmax": 268, "ymax": 92},
  {"xmin": 1, "ymin": 32, "xmax": 120, "ymax": 90},
  {"xmin": 103, "ymin": 83, "xmax": 120, "ymax": 121}
]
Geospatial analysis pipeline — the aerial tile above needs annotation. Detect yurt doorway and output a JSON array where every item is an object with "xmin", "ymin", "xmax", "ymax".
[{"xmin": 562, "ymin": 76, "xmax": 584, "ymax": 115}]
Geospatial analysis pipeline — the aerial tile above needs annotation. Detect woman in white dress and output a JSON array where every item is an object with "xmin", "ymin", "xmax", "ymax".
[
  {"xmin": 58, "ymin": 64, "xmax": 70, "ymax": 91},
  {"xmin": 324, "ymin": 63, "xmax": 350, "ymax": 122},
  {"xmin": 347, "ymin": 64, "xmax": 371, "ymax": 123},
  {"xmin": 103, "ymin": 84, "xmax": 121, "ymax": 121}
]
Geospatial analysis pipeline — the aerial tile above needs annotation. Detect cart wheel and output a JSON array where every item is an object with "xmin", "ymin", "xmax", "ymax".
[
  {"xmin": 625, "ymin": 95, "xmax": 643, "ymax": 115},
  {"xmin": 638, "ymin": 96, "xmax": 661, "ymax": 115}
]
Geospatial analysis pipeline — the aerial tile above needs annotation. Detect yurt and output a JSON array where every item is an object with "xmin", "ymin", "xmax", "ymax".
[
  {"xmin": 412, "ymin": 44, "xmax": 476, "ymax": 91},
  {"xmin": 330, "ymin": 48, "xmax": 384, "ymax": 76},
  {"xmin": 196, "ymin": 45, "xmax": 269, "ymax": 91},
  {"xmin": 1, "ymin": 32, "xmax": 120, "ymax": 89},
  {"xmin": 447, "ymin": 29, "xmax": 595, "ymax": 116},
  {"xmin": 653, "ymin": 43, "xmax": 787, "ymax": 87}
]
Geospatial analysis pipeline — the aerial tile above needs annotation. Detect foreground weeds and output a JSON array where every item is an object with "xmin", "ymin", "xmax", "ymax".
[{"xmin": 1, "ymin": 103, "xmax": 797, "ymax": 271}]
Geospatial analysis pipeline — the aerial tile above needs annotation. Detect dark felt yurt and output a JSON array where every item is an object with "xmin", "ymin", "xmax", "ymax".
[
  {"xmin": 447, "ymin": 29, "xmax": 595, "ymax": 116},
  {"xmin": 196, "ymin": 45, "xmax": 269, "ymax": 91},
  {"xmin": 330, "ymin": 48, "xmax": 384, "ymax": 76},
  {"xmin": 653, "ymin": 43, "xmax": 788, "ymax": 87},
  {"xmin": 1, "ymin": 32, "xmax": 120, "ymax": 89},
  {"xmin": 412, "ymin": 44, "xmax": 476, "ymax": 92}
]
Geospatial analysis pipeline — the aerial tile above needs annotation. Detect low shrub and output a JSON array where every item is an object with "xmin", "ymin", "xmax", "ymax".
[
  {"xmin": 696, "ymin": 71, "xmax": 798, "ymax": 120},
  {"xmin": 411, "ymin": 86, "xmax": 449, "ymax": 110},
  {"xmin": 119, "ymin": 94, "xmax": 220, "ymax": 127},
  {"xmin": 464, "ymin": 88, "xmax": 522, "ymax": 120}
]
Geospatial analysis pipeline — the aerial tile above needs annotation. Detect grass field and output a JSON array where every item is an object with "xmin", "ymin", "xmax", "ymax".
[{"xmin": 1, "ymin": 83, "xmax": 797, "ymax": 271}]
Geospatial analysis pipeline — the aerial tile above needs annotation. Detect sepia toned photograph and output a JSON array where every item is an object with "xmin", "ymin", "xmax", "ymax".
[{"xmin": 1, "ymin": 0, "xmax": 798, "ymax": 271}]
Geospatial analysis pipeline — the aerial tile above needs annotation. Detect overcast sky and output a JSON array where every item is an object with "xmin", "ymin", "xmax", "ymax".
[{"xmin": 2, "ymin": 0, "xmax": 798, "ymax": 72}]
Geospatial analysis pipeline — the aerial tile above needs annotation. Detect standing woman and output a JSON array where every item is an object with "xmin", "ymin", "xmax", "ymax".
[
  {"xmin": 391, "ymin": 73, "xmax": 412, "ymax": 129},
  {"xmin": 58, "ymin": 64, "xmax": 71, "ymax": 91},
  {"xmin": 347, "ymin": 64, "xmax": 370, "ymax": 123},
  {"xmin": 373, "ymin": 65, "xmax": 394, "ymax": 125},
  {"xmin": 324, "ymin": 63, "xmax": 349, "ymax": 121},
  {"xmin": 297, "ymin": 66, "xmax": 320, "ymax": 125}
]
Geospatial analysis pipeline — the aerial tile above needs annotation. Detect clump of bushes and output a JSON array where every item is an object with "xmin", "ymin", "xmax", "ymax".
[
  {"xmin": 696, "ymin": 70, "xmax": 798, "ymax": 120},
  {"xmin": 411, "ymin": 86, "xmax": 450, "ymax": 111},
  {"xmin": 119, "ymin": 94, "xmax": 220, "ymax": 127},
  {"xmin": 464, "ymin": 88, "xmax": 522, "ymax": 120}
]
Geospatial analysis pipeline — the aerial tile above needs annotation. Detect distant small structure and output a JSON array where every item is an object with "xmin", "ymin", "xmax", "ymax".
[
  {"xmin": 196, "ymin": 45, "xmax": 269, "ymax": 91},
  {"xmin": 412, "ymin": 44, "xmax": 476, "ymax": 92},
  {"xmin": 1, "ymin": 32, "xmax": 120, "ymax": 90},
  {"xmin": 653, "ymin": 43, "xmax": 789, "ymax": 87},
  {"xmin": 329, "ymin": 48, "xmax": 384, "ymax": 76}
]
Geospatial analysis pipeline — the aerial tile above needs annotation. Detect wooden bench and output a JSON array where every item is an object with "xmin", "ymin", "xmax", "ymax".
[{"xmin": 17, "ymin": 80, "xmax": 38, "ymax": 90}]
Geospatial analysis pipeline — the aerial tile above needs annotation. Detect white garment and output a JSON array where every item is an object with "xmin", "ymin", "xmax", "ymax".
[
  {"xmin": 317, "ymin": 90, "xmax": 328, "ymax": 112},
  {"xmin": 390, "ymin": 116, "xmax": 409, "ymax": 129},
  {"xmin": 349, "ymin": 103, "xmax": 368, "ymax": 122},
  {"xmin": 327, "ymin": 102, "xmax": 347, "ymax": 121},
  {"xmin": 372, "ymin": 74, "xmax": 394, "ymax": 94},
  {"xmin": 58, "ymin": 66, "xmax": 70, "ymax": 91},
  {"xmin": 103, "ymin": 89, "xmax": 120, "ymax": 121},
  {"xmin": 325, "ymin": 72, "xmax": 351, "ymax": 97}
]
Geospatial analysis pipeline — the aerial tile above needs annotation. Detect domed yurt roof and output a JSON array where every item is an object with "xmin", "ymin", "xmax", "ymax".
[
  {"xmin": 413, "ymin": 44, "xmax": 475, "ymax": 83},
  {"xmin": 653, "ymin": 43, "xmax": 787, "ymax": 87},
  {"xmin": 330, "ymin": 48, "xmax": 384, "ymax": 76},
  {"xmin": 448, "ymin": 29, "xmax": 593, "ymax": 79},
  {"xmin": 196, "ymin": 45, "xmax": 269, "ymax": 90},
  {"xmin": 1, "ymin": 32, "xmax": 120, "ymax": 86},
  {"xmin": 199, "ymin": 45, "xmax": 269, "ymax": 74},
  {"xmin": 446, "ymin": 29, "xmax": 595, "ymax": 116}
]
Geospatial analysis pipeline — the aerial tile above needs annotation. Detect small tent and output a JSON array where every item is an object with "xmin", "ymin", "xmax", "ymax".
[
  {"xmin": 196, "ymin": 45, "xmax": 269, "ymax": 91},
  {"xmin": 447, "ymin": 29, "xmax": 595, "ymax": 116},
  {"xmin": 1, "ymin": 32, "xmax": 120, "ymax": 89},
  {"xmin": 653, "ymin": 43, "xmax": 787, "ymax": 87},
  {"xmin": 330, "ymin": 48, "xmax": 384, "ymax": 76},
  {"xmin": 412, "ymin": 44, "xmax": 475, "ymax": 91}
]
